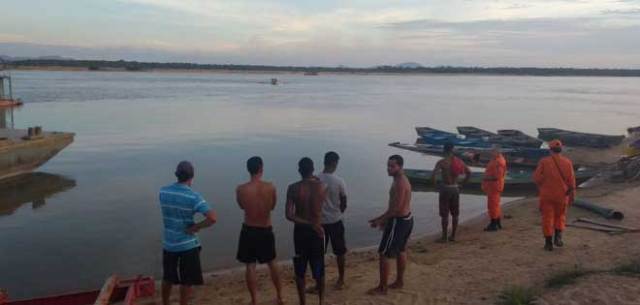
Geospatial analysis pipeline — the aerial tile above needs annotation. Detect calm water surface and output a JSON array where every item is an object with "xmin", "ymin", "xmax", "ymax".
[{"xmin": 1, "ymin": 71, "xmax": 638, "ymax": 298}]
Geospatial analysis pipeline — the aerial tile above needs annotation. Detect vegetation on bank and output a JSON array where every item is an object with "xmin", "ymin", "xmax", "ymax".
[
  {"xmin": 496, "ymin": 259, "xmax": 640, "ymax": 305},
  {"xmin": 7, "ymin": 59, "xmax": 640, "ymax": 77}
]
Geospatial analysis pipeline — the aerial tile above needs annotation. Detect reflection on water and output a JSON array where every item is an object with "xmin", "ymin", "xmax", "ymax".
[
  {"xmin": 0, "ymin": 172, "xmax": 76, "ymax": 216},
  {"xmin": 1, "ymin": 71, "xmax": 639, "ymax": 299}
]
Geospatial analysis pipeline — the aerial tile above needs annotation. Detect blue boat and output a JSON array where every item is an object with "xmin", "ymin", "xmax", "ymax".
[{"xmin": 415, "ymin": 127, "xmax": 491, "ymax": 148}]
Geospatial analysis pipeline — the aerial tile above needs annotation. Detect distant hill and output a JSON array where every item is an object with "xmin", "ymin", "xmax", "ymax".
[
  {"xmin": 5, "ymin": 58, "xmax": 640, "ymax": 77},
  {"xmin": 0, "ymin": 55, "xmax": 73, "ymax": 62},
  {"xmin": 395, "ymin": 62, "xmax": 424, "ymax": 69}
]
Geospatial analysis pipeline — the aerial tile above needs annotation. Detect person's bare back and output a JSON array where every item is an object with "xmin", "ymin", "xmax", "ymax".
[
  {"xmin": 237, "ymin": 181, "xmax": 276, "ymax": 228},
  {"xmin": 436, "ymin": 157, "xmax": 457, "ymax": 185},
  {"xmin": 287, "ymin": 179, "xmax": 325, "ymax": 227}
]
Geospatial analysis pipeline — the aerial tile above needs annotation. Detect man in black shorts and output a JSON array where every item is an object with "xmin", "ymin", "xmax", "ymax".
[
  {"xmin": 159, "ymin": 161, "xmax": 217, "ymax": 305},
  {"xmin": 432, "ymin": 143, "xmax": 471, "ymax": 242},
  {"xmin": 236, "ymin": 156, "xmax": 283, "ymax": 305},
  {"xmin": 286, "ymin": 157, "xmax": 327, "ymax": 305},
  {"xmin": 368, "ymin": 155, "xmax": 413, "ymax": 295}
]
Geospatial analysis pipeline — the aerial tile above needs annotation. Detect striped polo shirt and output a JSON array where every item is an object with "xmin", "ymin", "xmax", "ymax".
[{"xmin": 159, "ymin": 183, "xmax": 212, "ymax": 252}]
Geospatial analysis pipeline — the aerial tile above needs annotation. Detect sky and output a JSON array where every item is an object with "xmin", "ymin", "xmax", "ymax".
[{"xmin": 1, "ymin": 0, "xmax": 640, "ymax": 68}]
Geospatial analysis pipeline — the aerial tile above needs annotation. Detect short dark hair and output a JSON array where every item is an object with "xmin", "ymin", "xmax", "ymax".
[
  {"xmin": 444, "ymin": 142, "xmax": 454, "ymax": 154},
  {"xmin": 388, "ymin": 154, "xmax": 404, "ymax": 167},
  {"xmin": 324, "ymin": 151, "xmax": 340, "ymax": 166},
  {"xmin": 551, "ymin": 146, "xmax": 562, "ymax": 153},
  {"xmin": 175, "ymin": 161, "xmax": 194, "ymax": 183},
  {"xmin": 298, "ymin": 157, "xmax": 314, "ymax": 177},
  {"xmin": 246, "ymin": 156, "xmax": 263, "ymax": 175}
]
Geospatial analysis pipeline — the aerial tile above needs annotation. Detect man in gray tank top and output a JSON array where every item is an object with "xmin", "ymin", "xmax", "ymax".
[{"xmin": 316, "ymin": 151, "xmax": 348, "ymax": 290}]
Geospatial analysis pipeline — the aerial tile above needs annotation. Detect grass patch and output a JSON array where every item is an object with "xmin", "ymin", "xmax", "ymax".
[
  {"xmin": 544, "ymin": 266, "xmax": 593, "ymax": 289},
  {"xmin": 612, "ymin": 260, "xmax": 640, "ymax": 277},
  {"xmin": 496, "ymin": 286, "xmax": 538, "ymax": 305}
]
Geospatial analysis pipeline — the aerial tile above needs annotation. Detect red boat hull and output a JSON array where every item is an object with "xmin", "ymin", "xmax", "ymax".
[{"xmin": 2, "ymin": 276, "xmax": 155, "ymax": 305}]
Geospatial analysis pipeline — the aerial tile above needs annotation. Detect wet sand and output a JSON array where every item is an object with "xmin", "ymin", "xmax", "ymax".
[{"xmin": 152, "ymin": 179, "xmax": 640, "ymax": 305}]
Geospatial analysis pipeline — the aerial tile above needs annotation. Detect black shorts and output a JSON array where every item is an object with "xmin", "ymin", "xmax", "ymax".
[
  {"xmin": 293, "ymin": 224, "xmax": 325, "ymax": 280},
  {"xmin": 236, "ymin": 224, "xmax": 277, "ymax": 264},
  {"xmin": 378, "ymin": 214, "xmax": 414, "ymax": 258},
  {"xmin": 323, "ymin": 220, "xmax": 347, "ymax": 256},
  {"xmin": 439, "ymin": 186, "xmax": 460, "ymax": 217},
  {"xmin": 163, "ymin": 247, "xmax": 203, "ymax": 285}
]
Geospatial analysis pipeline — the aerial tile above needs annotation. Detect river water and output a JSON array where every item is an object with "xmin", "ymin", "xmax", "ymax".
[{"xmin": 0, "ymin": 71, "xmax": 638, "ymax": 298}]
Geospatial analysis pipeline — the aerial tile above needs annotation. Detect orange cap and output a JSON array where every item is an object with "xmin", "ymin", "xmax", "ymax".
[{"xmin": 549, "ymin": 139, "xmax": 563, "ymax": 149}]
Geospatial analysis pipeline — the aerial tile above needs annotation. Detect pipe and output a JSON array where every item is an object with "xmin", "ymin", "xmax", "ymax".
[{"xmin": 573, "ymin": 199, "xmax": 624, "ymax": 220}]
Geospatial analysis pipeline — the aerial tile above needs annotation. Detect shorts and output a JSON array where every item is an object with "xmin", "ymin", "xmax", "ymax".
[
  {"xmin": 439, "ymin": 186, "xmax": 460, "ymax": 217},
  {"xmin": 236, "ymin": 224, "xmax": 277, "ymax": 264},
  {"xmin": 293, "ymin": 224, "xmax": 325, "ymax": 280},
  {"xmin": 163, "ymin": 247, "xmax": 203, "ymax": 285},
  {"xmin": 323, "ymin": 220, "xmax": 347, "ymax": 256},
  {"xmin": 378, "ymin": 214, "xmax": 414, "ymax": 258}
]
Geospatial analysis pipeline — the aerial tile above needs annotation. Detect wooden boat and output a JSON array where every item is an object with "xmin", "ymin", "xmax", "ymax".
[
  {"xmin": 537, "ymin": 128, "xmax": 625, "ymax": 148},
  {"xmin": 390, "ymin": 141, "xmax": 549, "ymax": 168},
  {"xmin": 456, "ymin": 126, "xmax": 542, "ymax": 148},
  {"xmin": 415, "ymin": 127, "xmax": 491, "ymax": 148},
  {"xmin": 1, "ymin": 275, "xmax": 155, "ymax": 305},
  {"xmin": 0, "ymin": 128, "xmax": 75, "ymax": 180},
  {"xmin": 404, "ymin": 168, "xmax": 597, "ymax": 191}
]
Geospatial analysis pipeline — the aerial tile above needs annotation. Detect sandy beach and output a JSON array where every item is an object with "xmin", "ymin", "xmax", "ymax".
[{"xmin": 151, "ymin": 179, "xmax": 640, "ymax": 305}]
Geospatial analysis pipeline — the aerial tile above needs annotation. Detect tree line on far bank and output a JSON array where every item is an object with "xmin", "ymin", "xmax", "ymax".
[{"xmin": 7, "ymin": 59, "xmax": 640, "ymax": 77}]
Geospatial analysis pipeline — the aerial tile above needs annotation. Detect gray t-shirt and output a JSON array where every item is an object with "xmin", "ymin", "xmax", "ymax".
[{"xmin": 317, "ymin": 172, "xmax": 347, "ymax": 224}]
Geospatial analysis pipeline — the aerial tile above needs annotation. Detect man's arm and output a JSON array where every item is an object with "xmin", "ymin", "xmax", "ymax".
[
  {"xmin": 270, "ymin": 183, "xmax": 277, "ymax": 211},
  {"xmin": 369, "ymin": 182, "xmax": 406, "ymax": 227},
  {"xmin": 462, "ymin": 164, "xmax": 472, "ymax": 185},
  {"xmin": 339, "ymin": 180, "xmax": 347, "ymax": 213},
  {"xmin": 311, "ymin": 184, "xmax": 326, "ymax": 237},
  {"xmin": 533, "ymin": 160, "xmax": 545, "ymax": 186},
  {"xmin": 431, "ymin": 161, "xmax": 441, "ymax": 186},
  {"xmin": 186, "ymin": 210, "xmax": 217, "ymax": 234},
  {"xmin": 236, "ymin": 186, "xmax": 244, "ymax": 210}
]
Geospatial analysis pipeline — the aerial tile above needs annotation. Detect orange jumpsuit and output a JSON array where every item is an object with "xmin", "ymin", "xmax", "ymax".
[
  {"xmin": 482, "ymin": 154, "xmax": 507, "ymax": 220},
  {"xmin": 533, "ymin": 154, "xmax": 576, "ymax": 237}
]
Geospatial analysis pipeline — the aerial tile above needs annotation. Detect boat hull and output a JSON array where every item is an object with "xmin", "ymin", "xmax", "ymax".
[
  {"xmin": 404, "ymin": 168, "xmax": 596, "ymax": 191},
  {"xmin": 0, "ymin": 129, "xmax": 75, "ymax": 180},
  {"xmin": 538, "ymin": 128, "xmax": 624, "ymax": 148}
]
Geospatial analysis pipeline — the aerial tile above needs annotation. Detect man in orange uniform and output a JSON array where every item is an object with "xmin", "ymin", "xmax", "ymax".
[
  {"xmin": 482, "ymin": 145, "xmax": 507, "ymax": 232},
  {"xmin": 533, "ymin": 140, "xmax": 576, "ymax": 251}
]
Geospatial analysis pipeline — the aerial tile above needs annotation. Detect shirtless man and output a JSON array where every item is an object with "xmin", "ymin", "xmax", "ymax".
[
  {"xmin": 431, "ymin": 143, "xmax": 471, "ymax": 243},
  {"xmin": 368, "ymin": 155, "xmax": 413, "ymax": 295},
  {"xmin": 236, "ymin": 156, "xmax": 284, "ymax": 305},
  {"xmin": 286, "ymin": 157, "xmax": 327, "ymax": 305}
]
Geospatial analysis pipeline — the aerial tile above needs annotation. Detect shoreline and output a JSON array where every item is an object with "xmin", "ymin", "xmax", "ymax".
[
  {"xmin": 7, "ymin": 66, "xmax": 640, "ymax": 78},
  {"xmin": 201, "ymin": 195, "xmax": 530, "ymax": 279}
]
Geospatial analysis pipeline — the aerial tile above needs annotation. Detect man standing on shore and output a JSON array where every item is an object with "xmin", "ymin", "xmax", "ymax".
[
  {"xmin": 159, "ymin": 161, "xmax": 217, "ymax": 305},
  {"xmin": 236, "ymin": 156, "xmax": 284, "ymax": 305},
  {"xmin": 482, "ymin": 145, "xmax": 507, "ymax": 232},
  {"xmin": 431, "ymin": 143, "xmax": 471, "ymax": 242},
  {"xmin": 316, "ymin": 151, "xmax": 348, "ymax": 290},
  {"xmin": 368, "ymin": 155, "xmax": 413, "ymax": 295},
  {"xmin": 286, "ymin": 157, "xmax": 327, "ymax": 305},
  {"xmin": 534, "ymin": 140, "xmax": 576, "ymax": 251}
]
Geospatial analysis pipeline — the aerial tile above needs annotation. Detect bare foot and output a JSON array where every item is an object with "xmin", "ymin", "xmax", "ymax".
[
  {"xmin": 389, "ymin": 281, "xmax": 404, "ymax": 290},
  {"xmin": 305, "ymin": 286, "xmax": 318, "ymax": 294},
  {"xmin": 275, "ymin": 297, "xmax": 285, "ymax": 305},
  {"xmin": 448, "ymin": 235, "xmax": 456, "ymax": 242},
  {"xmin": 436, "ymin": 236, "xmax": 448, "ymax": 243},
  {"xmin": 334, "ymin": 280, "xmax": 345, "ymax": 290},
  {"xmin": 367, "ymin": 286, "xmax": 387, "ymax": 295}
]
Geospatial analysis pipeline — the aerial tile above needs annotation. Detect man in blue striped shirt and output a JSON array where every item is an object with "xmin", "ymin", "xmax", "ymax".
[{"xmin": 159, "ymin": 161, "xmax": 217, "ymax": 305}]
